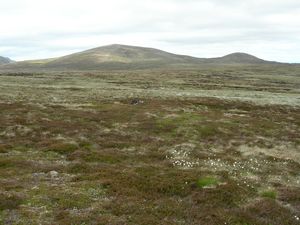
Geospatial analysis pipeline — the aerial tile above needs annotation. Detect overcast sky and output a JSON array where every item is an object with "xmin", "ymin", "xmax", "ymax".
[{"xmin": 1, "ymin": 0, "xmax": 300, "ymax": 62}]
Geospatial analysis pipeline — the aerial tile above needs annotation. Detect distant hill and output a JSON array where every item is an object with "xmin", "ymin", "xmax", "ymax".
[
  {"xmin": 0, "ymin": 44, "xmax": 278, "ymax": 71},
  {"xmin": 0, "ymin": 56, "xmax": 14, "ymax": 65},
  {"xmin": 41, "ymin": 44, "xmax": 201, "ymax": 70},
  {"xmin": 212, "ymin": 53, "xmax": 267, "ymax": 64}
]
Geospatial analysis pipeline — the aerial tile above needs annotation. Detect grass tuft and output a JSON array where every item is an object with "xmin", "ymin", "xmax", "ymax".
[
  {"xmin": 197, "ymin": 177, "xmax": 219, "ymax": 188},
  {"xmin": 261, "ymin": 190, "xmax": 277, "ymax": 199}
]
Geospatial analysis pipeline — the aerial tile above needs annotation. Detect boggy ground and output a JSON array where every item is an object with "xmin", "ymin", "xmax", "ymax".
[
  {"xmin": 0, "ymin": 67, "xmax": 300, "ymax": 224},
  {"xmin": 0, "ymin": 95, "xmax": 299, "ymax": 225}
]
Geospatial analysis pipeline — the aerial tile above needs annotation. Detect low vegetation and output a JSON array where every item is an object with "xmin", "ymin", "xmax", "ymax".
[
  {"xmin": 197, "ymin": 177, "xmax": 220, "ymax": 188},
  {"xmin": 0, "ymin": 67, "xmax": 299, "ymax": 224},
  {"xmin": 260, "ymin": 190, "xmax": 277, "ymax": 199}
]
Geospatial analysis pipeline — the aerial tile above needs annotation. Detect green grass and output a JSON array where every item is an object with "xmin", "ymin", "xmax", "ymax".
[
  {"xmin": 197, "ymin": 177, "xmax": 219, "ymax": 188},
  {"xmin": 196, "ymin": 125, "xmax": 219, "ymax": 138},
  {"xmin": 261, "ymin": 190, "xmax": 277, "ymax": 199}
]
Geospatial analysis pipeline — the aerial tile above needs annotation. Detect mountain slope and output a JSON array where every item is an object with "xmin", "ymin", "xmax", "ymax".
[{"xmin": 0, "ymin": 56, "xmax": 14, "ymax": 65}]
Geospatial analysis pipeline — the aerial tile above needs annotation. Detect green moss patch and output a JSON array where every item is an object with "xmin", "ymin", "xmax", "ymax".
[{"xmin": 197, "ymin": 177, "xmax": 220, "ymax": 188}]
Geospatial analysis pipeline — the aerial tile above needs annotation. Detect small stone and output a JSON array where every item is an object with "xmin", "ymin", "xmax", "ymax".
[
  {"xmin": 130, "ymin": 99, "xmax": 144, "ymax": 105},
  {"xmin": 49, "ymin": 171, "xmax": 59, "ymax": 178},
  {"xmin": 32, "ymin": 172, "xmax": 45, "ymax": 177}
]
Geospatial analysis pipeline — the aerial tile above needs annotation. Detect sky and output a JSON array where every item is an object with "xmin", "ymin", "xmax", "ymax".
[{"xmin": 1, "ymin": 0, "xmax": 300, "ymax": 62}]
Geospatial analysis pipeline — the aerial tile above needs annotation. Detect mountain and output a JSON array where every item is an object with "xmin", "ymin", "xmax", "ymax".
[
  {"xmin": 0, "ymin": 44, "xmax": 276, "ymax": 71},
  {"xmin": 43, "ymin": 44, "xmax": 200, "ymax": 70},
  {"xmin": 212, "ymin": 53, "xmax": 267, "ymax": 64},
  {"xmin": 0, "ymin": 56, "xmax": 14, "ymax": 65}
]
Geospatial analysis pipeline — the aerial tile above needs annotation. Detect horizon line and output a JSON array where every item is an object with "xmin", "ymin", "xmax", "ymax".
[{"xmin": 1, "ymin": 43, "xmax": 297, "ymax": 64}]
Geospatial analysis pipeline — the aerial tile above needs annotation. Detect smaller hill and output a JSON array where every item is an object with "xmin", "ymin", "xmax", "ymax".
[{"xmin": 212, "ymin": 53, "xmax": 266, "ymax": 64}]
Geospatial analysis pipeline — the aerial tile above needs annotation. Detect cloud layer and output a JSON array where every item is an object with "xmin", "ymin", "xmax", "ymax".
[{"xmin": 1, "ymin": 0, "xmax": 300, "ymax": 62}]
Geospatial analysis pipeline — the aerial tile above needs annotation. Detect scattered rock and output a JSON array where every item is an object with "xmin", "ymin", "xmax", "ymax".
[
  {"xmin": 32, "ymin": 172, "xmax": 46, "ymax": 178},
  {"xmin": 49, "ymin": 171, "xmax": 59, "ymax": 178},
  {"xmin": 130, "ymin": 99, "xmax": 144, "ymax": 105}
]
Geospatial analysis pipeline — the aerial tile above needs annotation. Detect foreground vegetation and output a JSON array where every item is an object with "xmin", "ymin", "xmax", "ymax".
[{"xmin": 0, "ymin": 67, "xmax": 299, "ymax": 224}]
